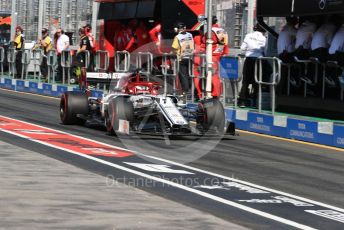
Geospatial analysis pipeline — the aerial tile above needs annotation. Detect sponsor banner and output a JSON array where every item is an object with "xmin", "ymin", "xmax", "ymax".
[
  {"xmin": 57, "ymin": 86, "xmax": 68, "ymax": 97},
  {"xmin": 317, "ymin": 122, "xmax": 335, "ymax": 146},
  {"xmin": 225, "ymin": 108, "xmax": 235, "ymax": 122},
  {"xmin": 4, "ymin": 78, "xmax": 14, "ymax": 90},
  {"xmin": 0, "ymin": 77, "xmax": 5, "ymax": 85},
  {"xmin": 247, "ymin": 113, "xmax": 287, "ymax": 137},
  {"xmin": 91, "ymin": 90, "xmax": 104, "ymax": 98},
  {"xmin": 41, "ymin": 83, "xmax": 52, "ymax": 96},
  {"xmin": 246, "ymin": 113, "xmax": 274, "ymax": 135},
  {"xmin": 219, "ymin": 56, "xmax": 240, "ymax": 80},
  {"xmin": 28, "ymin": 82, "xmax": 39, "ymax": 93},
  {"xmin": 287, "ymin": 119, "xmax": 318, "ymax": 143},
  {"xmin": 234, "ymin": 109, "xmax": 248, "ymax": 130},
  {"xmin": 333, "ymin": 124, "xmax": 344, "ymax": 148},
  {"xmin": 16, "ymin": 80, "xmax": 25, "ymax": 91}
]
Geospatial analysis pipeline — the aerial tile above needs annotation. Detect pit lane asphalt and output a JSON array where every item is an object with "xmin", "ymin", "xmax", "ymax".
[{"xmin": 1, "ymin": 88, "xmax": 344, "ymax": 229}]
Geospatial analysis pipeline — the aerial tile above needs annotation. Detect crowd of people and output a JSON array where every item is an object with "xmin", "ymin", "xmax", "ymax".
[
  {"xmin": 9, "ymin": 18, "xmax": 229, "ymax": 100},
  {"xmin": 237, "ymin": 15, "xmax": 344, "ymax": 107},
  {"xmin": 277, "ymin": 15, "xmax": 344, "ymax": 98},
  {"xmin": 10, "ymin": 24, "xmax": 96, "ymax": 82},
  {"xmin": 171, "ymin": 16, "xmax": 229, "ymax": 99},
  {"xmin": 111, "ymin": 17, "xmax": 229, "ymax": 99}
]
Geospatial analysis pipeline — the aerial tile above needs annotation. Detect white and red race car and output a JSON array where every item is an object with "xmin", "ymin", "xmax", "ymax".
[{"xmin": 60, "ymin": 63, "xmax": 235, "ymax": 137}]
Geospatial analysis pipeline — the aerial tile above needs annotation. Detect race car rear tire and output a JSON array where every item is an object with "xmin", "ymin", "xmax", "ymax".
[
  {"xmin": 60, "ymin": 91, "xmax": 88, "ymax": 125},
  {"xmin": 197, "ymin": 98, "xmax": 225, "ymax": 134},
  {"xmin": 106, "ymin": 96, "xmax": 134, "ymax": 134}
]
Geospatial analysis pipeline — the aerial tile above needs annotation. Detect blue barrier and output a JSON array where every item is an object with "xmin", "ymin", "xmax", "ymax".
[
  {"xmin": 219, "ymin": 56, "xmax": 240, "ymax": 80},
  {"xmin": 232, "ymin": 107, "xmax": 343, "ymax": 148},
  {"xmin": 1, "ymin": 76, "xmax": 344, "ymax": 149}
]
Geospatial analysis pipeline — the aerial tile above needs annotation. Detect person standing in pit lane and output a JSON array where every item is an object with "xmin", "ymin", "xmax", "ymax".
[
  {"xmin": 56, "ymin": 28, "xmax": 70, "ymax": 82},
  {"xmin": 172, "ymin": 22, "xmax": 195, "ymax": 96},
  {"xmin": 77, "ymin": 27, "xmax": 93, "ymax": 72},
  {"xmin": 12, "ymin": 26, "xmax": 25, "ymax": 79},
  {"xmin": 239, "ymin": 23, "xmax": 267, "ymax": 107},
  {"xmin": 201, "ymin": 16, "xmax": 229, "ymax": 98},
  {"xmin": 33, "ymin": 28, "xmax": 53, "ymax": 82},
  {"xmin": 83, "ymin": 24, "xmax": 96, "ymax": 71}
]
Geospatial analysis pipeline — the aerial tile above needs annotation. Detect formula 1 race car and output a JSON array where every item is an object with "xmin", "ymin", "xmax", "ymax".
[{"xmin": 59, "ymin": 69, "xmax": 235, "ymax": 137}]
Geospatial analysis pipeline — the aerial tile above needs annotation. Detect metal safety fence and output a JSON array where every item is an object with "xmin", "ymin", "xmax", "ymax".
[
  {"xmin": 21, "ymin": 49, "xmax": 31, "ymax": 80},
  {"xmin": 162, "ymin": 53, "xmax": 179, "ymax": 97},
  {"xmin": 47, "ymin": 50, "xmax": 57, "ymax": 84},
  {"xmin": 61, "ymin": 50, "xmax": 72, "ymax": 85},
  {"xmin": 136, "ymin": 52, "xmax": 153, "ymax": 81},
  {"xmin": 7, "ymin": 48, "xmax": 16, "ymax": 79},
  {"xmin": 95, "ymin": 50, "xmax": 109, "ymax": 73},
  {"xmin": 115, "ymin": 51, "xmax": 130, "ymax": 73},
  {"xmin": 32, "ymin": 49, "xmax": 43, "ymax": 81},
  {"xmin": 219, "ymin": 55, "xmax": 244, "ymax": 107},
  {"xmin": 254, "ymin": 57, "xmax": 282, "ymax": 114},
  {"xmin": 0, "ymin": 47, "xmax": 4, "ymax": 77}
]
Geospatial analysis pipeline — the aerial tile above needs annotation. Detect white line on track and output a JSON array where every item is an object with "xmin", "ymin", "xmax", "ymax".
[
  {"xmin": 2, "ymin": 115, "xmax": 340, "ymax": 229},
  {"xmin": 0, "ymin": 131, "xmax": 316, "ymax": 230},
  {"xmin": 2, "ymin": 87, "xmax": 344, "ymax": 153}
]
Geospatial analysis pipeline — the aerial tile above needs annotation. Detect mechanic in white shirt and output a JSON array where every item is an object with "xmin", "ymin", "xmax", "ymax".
[
  {"xmin": 56, "ymin": 29, "xmax": 70, "ymax": 54},
  {"xmin": 328, "ymin": 24, "xmax": 344, "ymax": 66},
  {"xmin": 277, "ymin": 17, "xmax": 298, "ymax": 95},
  {"xmin": 278, "ymin": 17, "xmax": 298, "ymax": 63},
  {"xmin": 311, "ymin": 18, "xmax": 337, "ymax": 62},
  {"xmin": 55, "ymin": 29, "xmax": 70, "ymax": 82},
  {"xmin": 239, "ymin": 23, "xmax": 267, "ymax": 107},
  {"xmin": 295, "ymin": 17, "xmax": 317, "ymax": 59},
  {"xmin": 327, "ymin": 23, "xmax": 344, "ymax": 83}
]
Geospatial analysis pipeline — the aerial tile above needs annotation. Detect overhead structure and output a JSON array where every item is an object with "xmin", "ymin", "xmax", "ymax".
[{"xmin": 257, "ymin": 0, "xmax": 344, "ymax": 17}]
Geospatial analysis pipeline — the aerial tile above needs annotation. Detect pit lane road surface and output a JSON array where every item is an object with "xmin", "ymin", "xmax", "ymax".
[
  {"xmin": 0, "ymin": 88, "xmax": 344, "ymax": 229},
  {"xmin": 0, "ymin": 140, "xmax": 249, "ymax": 230}
]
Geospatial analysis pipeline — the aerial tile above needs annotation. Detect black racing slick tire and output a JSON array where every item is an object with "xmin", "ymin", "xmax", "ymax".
[
  {"xmin": 197, "ymin": 98, "xmax": 226, "ymax": 134},
  {"xmin": 60, "ymin": 91, "xmax": 88, "ymax": 125},
  {"xmin": 106, "ymin": 96, "xmax": 134, "ymax": 134}
]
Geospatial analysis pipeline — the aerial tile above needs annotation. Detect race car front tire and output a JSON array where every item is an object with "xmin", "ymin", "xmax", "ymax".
[
  {"xmin": 60, "ymin": 92, "xmax": 88, "ymax": 125},
  {"xmin": 197, "ymin": 98, "xmax": 225, "ymax": 134},
  {"xmin": 106, "ymin": 96, "xmax": 134, "ymax": 134}
]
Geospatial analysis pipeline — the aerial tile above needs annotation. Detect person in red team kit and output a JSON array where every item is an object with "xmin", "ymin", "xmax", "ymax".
[
  {"xmin": 125, "ymin": 20, "xmax": 150, "ymax": 52},
  {"xmin": 114, "ymin": 23, "xmax": 131, "ymax": 52},
  {"xmin": 193, "ymin": 25, "xmax": 205, "ymax": 100},
  {"xmin": 202, "ymin": 16, "xmax": 229, "ymax": 98}
]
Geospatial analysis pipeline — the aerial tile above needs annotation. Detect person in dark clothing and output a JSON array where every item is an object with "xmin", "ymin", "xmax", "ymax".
[
  {"xmin": 77, "ymin": 28, "xmax": 93, "ymax": 72},
  {"xmin": 13, "ymin": 26, "xmax": 25, "ymax": 79},
  {"xmin": 239, "ymin": 24, "xmax": 267, "ymax": 107},
  {"xmin": 33, "ymin": 28, "xmax": 53, "ymax": 81}
]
